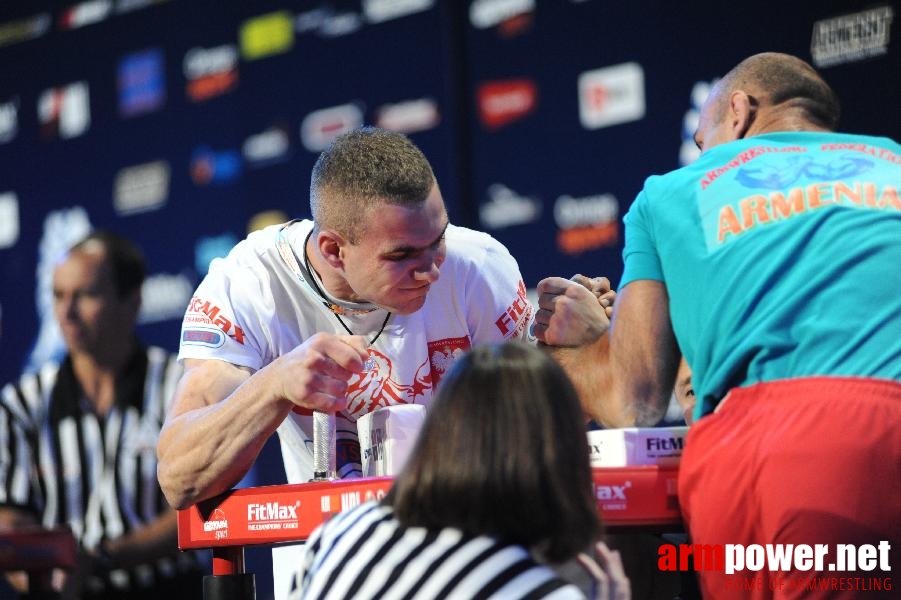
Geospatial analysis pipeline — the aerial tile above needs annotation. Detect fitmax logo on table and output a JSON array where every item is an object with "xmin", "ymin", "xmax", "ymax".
[{"xmin": 658, "ymin": 541, "xmax": 892, "ymax": 575}]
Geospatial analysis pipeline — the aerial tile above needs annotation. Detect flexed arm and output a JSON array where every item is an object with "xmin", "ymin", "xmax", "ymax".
[
  {"xmin": 534, "ymin": 277, "xmax": 676, "ymax": 427},
  {"xmin": 606, "ymin": 280, "xmax": 679, "ymax": 427},
  {"xmin": 157, "ymin": 333, "xmax": 367, "ymax": 509}
]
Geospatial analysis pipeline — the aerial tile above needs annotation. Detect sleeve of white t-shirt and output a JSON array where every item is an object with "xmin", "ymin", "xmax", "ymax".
[
  {"xmin": 177, "ymin": 249, "xmax": 271, "ymax": 371},
  {"xmin": 453, "ymin": 227, "xmax": 536, "ymax": 344}
]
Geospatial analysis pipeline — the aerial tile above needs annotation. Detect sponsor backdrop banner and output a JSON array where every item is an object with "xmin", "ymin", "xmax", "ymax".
[
  {"xmin": 2, "ymin": 0, "xmax": 898, "ymax": 386},
  {"xmin": 0, "ymin": 2, "xmax": 898, "ymax": 594}
]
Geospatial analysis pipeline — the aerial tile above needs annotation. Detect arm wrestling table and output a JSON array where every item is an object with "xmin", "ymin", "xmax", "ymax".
[{"xmin": 176, "ymin": 465, "xmax": 681, "ymax": 600}]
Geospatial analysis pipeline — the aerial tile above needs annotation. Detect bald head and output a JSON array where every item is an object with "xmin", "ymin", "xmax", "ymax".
[
  {"xmin": 694, "ymin": 53, "xmax": 841, "ymax": 152},
  {"xmin": 716, "ymin": 52, "xmax": 840, "ymax": 130}
]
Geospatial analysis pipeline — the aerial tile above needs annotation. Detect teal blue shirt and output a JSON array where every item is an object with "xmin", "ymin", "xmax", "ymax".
[{"xmin": 620, "ymin": 132, "xmax": 901, "ymax": 419}]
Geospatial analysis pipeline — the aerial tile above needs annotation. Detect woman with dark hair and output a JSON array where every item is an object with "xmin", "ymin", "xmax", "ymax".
[{"xmin": 289, "ymin": 342, "xmax": 630, "ymax": 599}]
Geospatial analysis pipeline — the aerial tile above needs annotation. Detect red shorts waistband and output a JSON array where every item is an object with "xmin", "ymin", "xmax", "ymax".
[{"xmin": 718, "ymin": 376, "xmax": 901, "ymax": 413}]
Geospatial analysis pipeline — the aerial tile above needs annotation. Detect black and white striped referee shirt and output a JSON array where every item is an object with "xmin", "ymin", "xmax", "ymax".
[
  {"xmin": 0, "ymin": 344, "xmax": 198, "ymax": 591},
  {"xmin": 290, "ymin": 501, "xmax": 585, "ymax": 599}
]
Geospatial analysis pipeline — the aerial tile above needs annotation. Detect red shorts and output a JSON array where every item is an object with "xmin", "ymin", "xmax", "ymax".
[{"xmin": 679, "ymin": 377, "xmax": 901, "ymax": 599}]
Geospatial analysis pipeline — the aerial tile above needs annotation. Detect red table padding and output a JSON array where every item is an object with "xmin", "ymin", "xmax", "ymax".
[{"xmin": 178, "ymin": 466, "xmax": 681, "ymax": 551}]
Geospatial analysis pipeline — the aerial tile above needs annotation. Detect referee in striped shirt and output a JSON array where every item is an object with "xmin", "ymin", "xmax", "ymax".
[{"xmin": 0, "ymin": 231, "xmax": 202, "ymax": 599}]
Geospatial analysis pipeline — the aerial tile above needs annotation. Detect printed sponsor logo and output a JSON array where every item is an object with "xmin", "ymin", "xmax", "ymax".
[
  {"xmin": 0, "ymin": 97, "xmax": 19, "ymax": 144},
  {"xmin": 0, "ymin": 13, "xmax": 51, "ymax": 49},
  {"xmin": 242, "ymin": 125, "xmax": 291, "ymax": 167},
  {"xmin": 116, "ymin": 0, "xmax": 171, "ymax": 13},
  {"xmin": 494, "ymin": 280, "xmax": 532, "ymax": 338},
  {"xmin": 186, "ymin": 296, "xmax": 246, "ymax": 344},
  {"xmin": 320, "ymin": 488, "xmax": 386, "ymax": 513},
  {"xmin": 190, "ymin": 146, "xmax": 242, "ymax": 185},
  {"xmin": 477, "ymin": 79, "xmax": 537, "ymax": 130},
  {"xmin": 182, "ymin": 327, "xmax": 225, "ymax": 348},
  {"xmin": 294, "ymin": 8, "xmax": 365, "ymax": 38},
  {"xmin": 0, "ymin": 192, "xmax": 19, "ymax": 249},
  {"xmin": 138, "ymin": 272, "xmax": 194, "ymax": 324},
  {"xmin": 247, "ymin": 501, "xmax": 300, "ymax": 530},
  {"xmin": 240, "ymin": 11, "xmax": 294, "ymax": 60},
  {"xmin": 469, "ymin": 0, "xmax": 534, "ymax": 29},
  {"xmin": 658, "ymin": 541, "xmax": 893, "ymax": 583},
  {"xmin": 427, "ymin": 336, "xmax": 471, "ymax": 387},
  {"xmin": 118, "ymin": 48, "xmax": 166, "ymax": 118},
  {"xmin": 699, "ymin": 145, "xmax": 810, "ymax": 191},
  {"xmin": 300, "ymin": 103, "xmax": 364, "ymax": 152},
  {"xmin": 320, "ymin": 494, "xmax": 336, "ymax": 513},
  {"xmin": 202, "ymin": 508, "xmax": 229, "ymax": 540},
  {"xmin": 296, "ymin": 8, "xmax": 327, "ymax": 34},
  {"xmin": 596, "ymin": 480, "xmax": 631, "ymax": 510},
  {"xmin": 113, "ymin": 160, "xmax": 170, "ymax": 215},
  {"xmin": 340, "ymin": 491, "xmax": 361, "ymax": 511},
  {"xmin": 184, "ymin": 44, "xmax": 238, "ymax": 102},
  {"xmin": 362, "ymin": 427, "xmax": 384, "ymax": 465},
  {"xmin": 811, "ymin": 6, "xmax": 894, "ymax": 68},
  {"xmin": 375, "ymin": 98, "xmax": 440, "ymax": 134},
  {"xmin": 38, "ymin": 81, "xmax": 90, "ymax": 139},
  {"xmin": 479, "ymin": 183, "xmax": 541, "ymax": 229},
  {"xmin": 555, "ymin": 193, "xmax": 619, "ymax": 227},
  {"xmin": 647, "ymin": 436, "xmax": 684, "ymax": 452},
  {"xmin": 319, "ymin": 10, "xmax": 363, "ymax": 37},
  {"xmin": 363, "ymin": 0, "xmax": 434, "ymax": 23},
  {"xmin": 578, "ymin": 62, "xmax": 645, "ymax": 130},
  {"xmin": 554, "ymin": 193, "xmax": 619, "ymax": 254},
  {"xmin": 58, "ymin": 0, "xmax": 112, "ymax": 30}
]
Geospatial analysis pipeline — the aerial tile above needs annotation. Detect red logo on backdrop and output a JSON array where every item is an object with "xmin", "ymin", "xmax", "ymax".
[
  {"xmin": 558, "ymin": 222, "xmax": 619, "ymax": 255},
  {"xmin": 428, "ymin": 337, "xmax": 471, "ymax": 388},
  {"xmin": 477, "ymin": 79, "xmax": 537, "ymax": 130}
]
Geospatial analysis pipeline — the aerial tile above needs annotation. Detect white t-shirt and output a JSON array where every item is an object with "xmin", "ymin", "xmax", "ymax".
[{"xmin": 178, "ymin": 220, "xmax": 534, "ymax": 482}]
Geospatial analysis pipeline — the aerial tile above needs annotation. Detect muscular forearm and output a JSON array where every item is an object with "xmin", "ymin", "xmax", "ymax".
[
  {"xmin": 608, "ymin": 281, "xmax": 679, "ymax": 427},
  {"xmin": 158, "ymin": 334, "xmax": 368, "ymax": 508},
  {"xmin": 157, "ymin": 366, "xmax": 294, "ymax": 509},
  {"xmin": 543, "ymin": 336, "xmax": 622, "ymax": 426}
]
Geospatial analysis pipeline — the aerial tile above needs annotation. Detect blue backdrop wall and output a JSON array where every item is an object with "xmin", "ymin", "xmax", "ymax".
[
  {"xmin": 2, "ymin": 0, "xmax": 899, "ymax": 392},
  {"xmin": 0, "ymin": 1, "xmax": 898, "ymax": 596}
]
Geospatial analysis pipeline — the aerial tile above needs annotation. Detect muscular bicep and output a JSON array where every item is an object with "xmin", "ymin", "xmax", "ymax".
[
  {"xmin": 609, "ymin": 279, "xmax": 680, "ymax": 426},
  {"xmin": 165, "ymin": 358, "xmax": 253, "ymax": 421}
]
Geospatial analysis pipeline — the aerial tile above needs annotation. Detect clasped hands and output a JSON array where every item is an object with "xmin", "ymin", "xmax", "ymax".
[{"xmin": 534, "ymin": 274, "xmax": 615, "ymax": 347}]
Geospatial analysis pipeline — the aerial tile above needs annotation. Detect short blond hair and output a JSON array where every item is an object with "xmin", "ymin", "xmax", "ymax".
[{"xmin": 309, "ymin": 127, "xmax": 436, "ymax": 243}]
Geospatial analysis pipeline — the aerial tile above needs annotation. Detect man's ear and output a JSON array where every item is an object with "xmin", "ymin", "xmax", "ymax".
[
  {"xmin": 728, "ymin": 90, "xmax": 758, "ymax": 140},
  {"xmin": 317, "ymin": 230, "xmax": 346, "ymax": 270}
]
